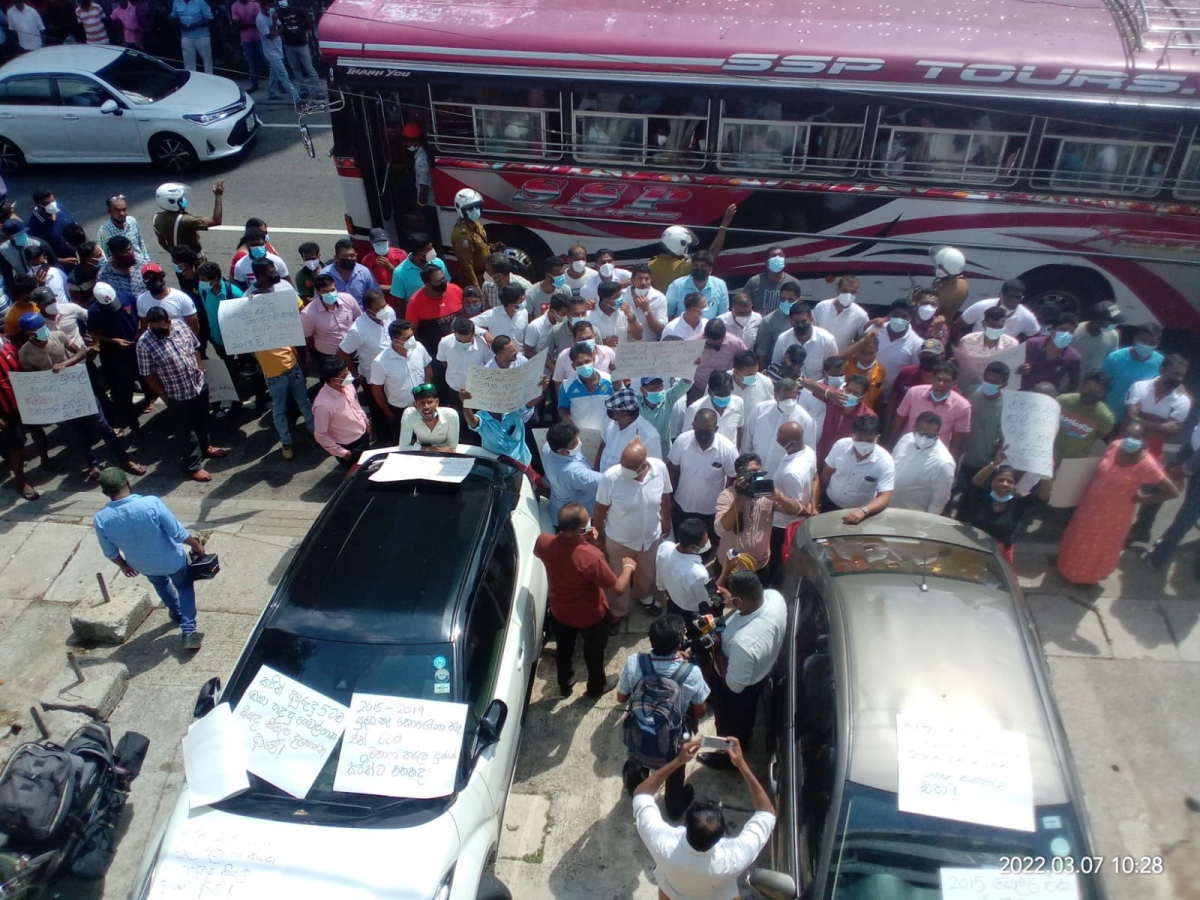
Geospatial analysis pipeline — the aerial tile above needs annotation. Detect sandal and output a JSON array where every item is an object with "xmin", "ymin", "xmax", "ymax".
[
  {"xmin": 204, "ymin": 446, "xmax": 228, "ymax": 459},
  {"xmin": 17, "ymin": 485, "xmax": 39, "ymax": 501},
  {"xmin": 124, "ymin": 461, "xmax": 147, "ymax": 476},
  {"xmin": 84, "ymin": 467, "xmax": 102, "ymax": 485}
]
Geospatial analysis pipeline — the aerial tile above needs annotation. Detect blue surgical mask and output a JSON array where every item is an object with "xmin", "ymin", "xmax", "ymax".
[
  {"xmin": 614, "ymin": 296, "xmax": 624, "ymax": 308},
  {"xmin": 178, "ymin": 198, "xmax": 188, "ymax": 211},
  {"xmin": 888, "ymin": 316, "xmax": 908, "ymax": 334},
  {"xmin": 173, "ymin": 263, "xmax": 184, "ymax": 273},
  {"xmin": 320, "ymin": 291, "xmax": 338, "ymax": 306},
  {"xmin": 980, "ymin": 381, "xmax": 1001, "ymax": 397},
  {"xmin": 990, "ymin": 490, "xmax": 1013, "ymax": 503},
  {"xmin": 12, "ymin": 232, "xmax": 27, "ymax": 248},
  {"xmin": 249, "ymin": 245, "xmax": 267, "ymax": 260},
  {"xmin": 826, "ymin": 375, "xmax": 844, "ymax": 388},
  {"xmin": 1133, "ymin": 342, "xmax": 1156, "ymax": 359},
  {"xmin": 1052, "ymin": 331, "xmax": 1073, "ymax": 349},
  {"xmin": 1121, "ymin": 437, "xmax": 1144, "ymax": 453},
  {"xmin": 467, "ymin": 208, "xmax": 483, "ymax": 222},
  {"xmin": 34, "ymin": 325, "xmax": 50, "ymax": 341},
  {"xmin": 984, "ymin": 326, "xmax": 1005, "ymax": 341},
  {"xmin": 929, "ymin": 390, "xmax": 949, "ymax": 402},
  {"xmin": 778, "ymin": 301, "xmax": 794, "ymax": 316},
  {"xmin": 712, "ymin": 395, "xmax": 730, "ymax": 409},
  {"xmin": 767, "ymin": 256, "xmax": 785, "ymax": 273},
  {"xmin": 644, "ymin": 390, "xmax": 665, "ymax": 405},
  {"xmin": 741, "ymin": 374, "xmax": 757, "ymax": 387},
  {"xmin": 1103, "ymin": 323, "xmax": 1118, "ymax": 332},
  {"xmin": 581, "ymin": 339, "xmax": 596, "ymax": 352},
  {"xmin": 576, "ymin": 363, "xmax": 595, "ymax": 379},
  {"xmin": 553, "ymin": 275, "xmax": 567, "ymax": 288},
  {"xmin": 843, "ymin": 394, "xmax": 860, "ymax": 408}
]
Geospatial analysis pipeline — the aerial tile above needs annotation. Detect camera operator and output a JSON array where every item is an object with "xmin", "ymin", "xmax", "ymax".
[
  {"xmin": 766, "ymin": 420, "xmax": 819, "ymax": 585},
  {"xmin": 654, "ymin": 517, "xmax": 716, "ymax": 623},
  {"xmin": 698, "ymin": 570, "xmax": 786, "ymax": 769},
  {"xmin": 714, "ymin": 452, "xmax": 775, "ymax": 575}
]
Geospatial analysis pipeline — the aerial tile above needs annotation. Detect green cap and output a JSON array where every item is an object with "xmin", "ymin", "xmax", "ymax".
[{"xmin": 98, "ymin": 467, "xmax": 130, "ymax": 495}]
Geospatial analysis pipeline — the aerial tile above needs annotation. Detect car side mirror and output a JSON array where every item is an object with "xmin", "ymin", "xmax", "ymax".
[
  {"xmin": 478, "ymin": 699, "xmax": 508, "ymax": 747},
  {"xmin": 100, "ymin": 99, "xmax": 121, "ymax": 116},
  {"xmin": 194, "ymin": 676, "xmax": 222, "ymax": 718},
  {"xmin": 749, "ymin": 868, "xmax": 798, "ymax": 900}
]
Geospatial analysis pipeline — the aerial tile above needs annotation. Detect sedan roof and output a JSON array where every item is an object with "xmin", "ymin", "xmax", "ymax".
[
  {"xmin": 805, "ymin": 508, "xmax": 995, "ymax": 553},
  {"xmin": 0, "ymin": 45, "xmax": 126, "ymax": 77}
]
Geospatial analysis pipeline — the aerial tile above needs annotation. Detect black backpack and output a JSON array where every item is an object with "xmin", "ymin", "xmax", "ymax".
[
  {"xmin": 623, "ymin": 655, "xmax": 694, "ymax": 769},
  {"xmin": 0, "ymin": 742, "xmax": 76, "ymax": 842}
]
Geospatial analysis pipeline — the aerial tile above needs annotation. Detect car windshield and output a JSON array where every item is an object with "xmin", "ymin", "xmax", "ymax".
[
  {"xmin": 214, "ymin": 628, "xmax": 463, "ymax": 824},
  {"xmin": 96, "ymin": 50, "xmax": 187, "ymax": 103},
  {"xmin": 812, "ymin": 536, "xmax": 1007, "ymax": 588},
  {"xmin": 828, "ymin": 782, "xmax": 1101, "ymax": 899}
]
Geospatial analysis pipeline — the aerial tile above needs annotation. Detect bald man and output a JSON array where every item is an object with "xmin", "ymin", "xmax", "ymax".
[
  {"xmin": 765, "ymin": 420, "xmax": 819, "ymax": 584},
  {"xmin": 593, "ymin": 438, "xmax": 674, "ymax": 626}
]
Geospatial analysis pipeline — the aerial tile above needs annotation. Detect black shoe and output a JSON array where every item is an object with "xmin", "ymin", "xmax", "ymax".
[
  {"xmin": 666, "ymin": 784, "xmax": 695, "ymax": 819},
  {"xmin": 622, "ymin": 759, "xmax": 647, "ymax": 797},
  {"xmin": 697, "ymin": 751, "xmax": 735, "ymax": 770},
  {"xmin": 638, "ymin": 598, "xmax": 663, "ymax": 617},
  {"xmin": 168, "ymin": 610, "xmax": 181, "ymax": 625},
  {"xmin": 181, "ymin": 632, "xmax": 202, "ymax": 652},
  {"xmin": 559, "ymin": 676, "xmax": 576, "ymax": 697},
  {"xmin": 1125, "ymin": 529, "xmax": 1151, "ymax": 547},
  {"xmin": 586, "ymin": 674, "xmax": 619, "ymax": 699}
]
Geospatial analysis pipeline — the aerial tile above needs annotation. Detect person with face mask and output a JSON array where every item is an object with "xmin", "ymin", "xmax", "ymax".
[
  {"xmin": 523, "ymin": 294, "xmax": 569, "ymax": 360},
  {"xmin": 730, "ymin": 349, "xmax": 773, "ymax": 413},
  {"xmin": 1057, "ymin": 420, "xmax": 1179, "ymax": 584},
  {"xmin": 337, "ymin": 288, "xmax": 395, "ymax": 391},
  {"xmin": 691, "ymin": 318, "xmax": 746, "ymax": 399},
  {"xmin": 460, "ymin": 395, "xmax": 538, "ymax": 464},
  {"xmin": 1101, "ymin": 322, "xmax": 1164, "ymax": 423},
  {"xmin": 312, "ymin": 359, "xmax": 370, "ymax": 466},
  {"xmin": 233, "ymin": 228, "xmax": 291, "ymax": 292},
  {"xmin": 1055, "ymin": 370, "xmax": 1115, "ymax": 462},
  {"xmin": 666, "ymin": 407, "xmax": 738, "ymax": 545},
  {"xmin": 559, "ymin": 243, "xmax": 598, "ymax": 300},
  {"xmin": 647, "ymin": 208, "xmax": 736, "ymax": 294},
  {"xmin": 135, "ymin": 263, "xmax": 200, "ymax": 336},
  {"xmin": 770, "ymin": 301, "xmax": 838, "ymax": 381},
  {"xmin": 683, "ymin": 371, "xmax": 743, "ymax": 448},
  {"xmin": 637, "ymin": 374, "xmax": 692, "ymax": 455},
  {"xmin": 812, "ymin": 274, "xmax": 868, "ymax": 351},
  {"xmin": 887, "ymin": 338, "xmax": 944, "ymax": 410},
  {"xmin": 319, "ymin": 238, "xmax": 379, "ymax": 307},
  {"xmin": 754, "ymin": 283, "xmax": 801, "ymax": 371},
  {"xmin": 404, "ymin": 262, "xmax": 464, "ymax": 361},
  {"xmin": 552, "ymin": 319, "xmax": 616, "ymax": 384},
  {"xmin": 96, "ymin": 235, "xmax": 144, "ymax": 298},
  {"xmin": 661, "ymin": 291, "xmax": 709, "ymax": 342},
  {"xmin": 762, "ymin": 419, "xmax": 819, "ymax": 579},
  {"xmin": 526, "ymin": 255, "xmax": 574, "ymax": 321},
  {"xmin": 390, "ymin": 233, "xmax": 448, "ymax": 310},
  {"xmin": 890, "ymin": 411, "xmax": 956, "ymax": 514},
  {"xmin": 26, "ymin": 188, "xmax": 78, "ymax": 263},
  {"xmin": 0, "ymin": 220, "xmax": 57, "ymax": 284},
  {"xmin": 952, "ymin": 304, "xmax": 1020, "ymax": 393},
  {"xmin": 954, "ymin": 277, "xmax": 1040, "ymax": 343},
  {"xmin": 1073, "ymin": 301, "xmax": 1125, "ymax": 374},
  {"xmin": 581, "ymin": 249, "xmax": 632, "ymax": 302},
  {"xmin": 152, "ymin": 181, "xmax": 224, "ymax": 258},
  {"xmin": 621, "ymin": 262, "xmax": 669, "ymax": 343},
  {"xmin": 1016, "ymin": 305, "xmax": 1083, "ymax": 394},
  {"xmin": 3, "ymin": 275, "xmax": 37, "ymax": 341},
  {"xmin": 717, "ymin": 291, "xmax": 762, "ymax": 349},
  {"xmin": 433, "ymin": 316, "xmax": 492, "ymax": 421},
  {"xmin": 815, "ymin": 372, "xmax": 876, "ymax": 463},
  {"xmin": 294, "ymin": 241, "xmax": 323, "ymax": 303},
  {"xmin": 87, "ymin": 282, "xmax": 143, "ymax": 433},
  {"xmin": 1123, "ymin": 356, "xmax": 1192, "ymax": 544},
  {"xmin": 909, "ymin": 287, "xmax": 949, "ymax": 346},
  {"xmin": 742, "ymin": 247, "xmax": 801, "ymax": 315},
  {"xmin": 473, "ymin": 282, "xmax": 530, "ymax": 346},
  {"xmin": 842, "ymin": 299, "xmax": 923, "ymax": 401},
  {"xmin": 586, "ymin": 280, "xmax": 642, "ymax": 347},
  {"xmin": 968, "ymin": 450, "xmax": 1053, "ymax": 564},
  {"xmin": 744, "ymin": 377, "xmax": 816, "ymax": 466},
  {"xmin": 594, "ymin": 437, "xmax": 673, "ymax": 624},
  {"xmin": 820, "ymin": 415, "xmax": 894, "ymax": 524},
  {"xmin": 597, "ymin": 386, "xmax": 664, "ymax": 472},
  {"xmin": 557, "ymin": 342, "xmax": 615, "ymax": 425},
  {"xmin": 890, "ymin": 361, "xmax": 971, "ymax": 457},
  {"xmin": 450, "ymin": 188, "xmax": 498, "ymax": 290},
  {"xmin": 953, "ymin": 360, "xmax": 1010, "ymax": 522},
  {"xmin": 542, "ymin": 421, "xmax": 604, "ymax": 521},
  {"xmin": 402, "ymin": 123, "xmax": 440, "ymax": 247},
  {"xmin": 481, "ymin": 253, "xmax": 533, "ymax": 311},
  {"xmin": 665, "ymin": 250, "xmax": 729, "ymax": 320},
  {"xmin": 369, "ymin": 319, "xmax": 435, "ymax": 430}
]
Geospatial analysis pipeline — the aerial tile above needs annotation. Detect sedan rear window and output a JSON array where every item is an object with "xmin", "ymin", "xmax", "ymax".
[
  {"xmin": 96, "ymin": 50, "xmax": 187, "ymax": 103},
  {"xmin": 812, "ymin": 536, "xmax": 1007, "ymax": 587}
]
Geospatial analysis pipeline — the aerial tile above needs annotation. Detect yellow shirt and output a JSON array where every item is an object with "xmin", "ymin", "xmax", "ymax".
[
  {"xmin": 450, "ymin": 219, "xmax": 489, "ymax": 289},
  {"xmin": 255, "ymin": 347, "xmax": 297, "ymax": 379},
  {"xmin": 846, "ymin": 356, "xmax": 887, "ymax": 411},
  {"xmin": 934, "ymin": 274, "xmax": 970, "ymax": 320},
  {"xmin": 4, "ymin": 300, "xmax": 37, "ymax": 338},
  {"xmin": 647, "ymin": 253, "xmax": 690, "ymax": 293}
]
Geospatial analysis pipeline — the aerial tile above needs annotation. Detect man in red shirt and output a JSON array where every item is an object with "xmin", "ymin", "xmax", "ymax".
[
  {"xmin": 534, "ymin": 503, "xmax": 637, "ymax": 698},
  {"xmin": 361, "ymin": 228, "xmax": 407, "ymax": 294},
  {"xmin": 405, "ymin": 263, "xmax": 464, "ymax": 358},
  {"xmin": 888, "ymin": 338, "xmax": 943, "ymax": 411}
]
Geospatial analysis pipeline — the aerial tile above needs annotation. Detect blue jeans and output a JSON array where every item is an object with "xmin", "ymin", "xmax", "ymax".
[
  {"xmin": 146, "ymin": 565, "xmax": 197, "ymax": 634},
  {"xmin": 265, "ymin": 56, "xmax": 298, "ymax": 100},
  {"xmin": 1149, "ymin": 473, "xmax": 1200, "ymax": 568},
  {"xmin": 265, "ymin": 363, "xmax": 314, "ymax": 446}
]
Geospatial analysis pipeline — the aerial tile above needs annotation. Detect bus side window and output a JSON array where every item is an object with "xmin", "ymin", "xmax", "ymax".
[
  {"xmin": 430, "ymin": 85, "xmax": 561, "ymax": 160},
  {"xmin": 717, "ymin": 97, "xmax": 865, "ymax": 176},
  {"xmin": 1172, "ymin": 144, "xmax": 1200, "ymax": 200}
]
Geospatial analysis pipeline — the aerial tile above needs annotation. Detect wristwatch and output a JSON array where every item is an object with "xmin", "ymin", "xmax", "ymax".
[{"xmin": 859, "ymin": 506, "xmax": 870, "ymax": 516}]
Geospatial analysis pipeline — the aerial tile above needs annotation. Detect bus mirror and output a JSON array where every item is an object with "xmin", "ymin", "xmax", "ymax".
[{"xmin": 300, "ymin": 124, "xmax": 315, "ymax": 159}]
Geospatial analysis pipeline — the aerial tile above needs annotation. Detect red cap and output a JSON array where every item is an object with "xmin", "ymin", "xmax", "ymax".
[
  {"xmin": 401, "ymin": 122, "xmax": 422, "ymax": 139},
  {"xmin": 142, "ymin": 262, "xmax": 165, "ymax": 275}
]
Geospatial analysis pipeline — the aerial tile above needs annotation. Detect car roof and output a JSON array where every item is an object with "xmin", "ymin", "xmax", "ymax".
[
  {"xmin": 829, "ymin": 567, "xmax": 1070, "ymax": 807},
  {"xmin": 805, "ymin": 508, "xmax": 996, "ymax": 553},
  {"xmin": 264, "ymin": 451, "xmax": 521, "ymax": 645},
  {"xmin": 0, "ymin": 45, "xmax": 126, "ymax": 78}
]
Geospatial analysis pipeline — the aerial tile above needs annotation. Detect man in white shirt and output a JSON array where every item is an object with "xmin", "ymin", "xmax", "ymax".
[
  {"xmin": 587, "ymin": 281, "xmax": 642, "ymax": 346},
  {"xmin": 581, "ymin": 248, "xmax": 632, "ymax": 303},
  {"xmin": 662, "ymin": 291, "xmax": 709, "ymax": 342},
  {"xmin": 634, "ymin": 736, "xmax": 774, "ymax": 895},
  {"xmin": 745, "ymin": 378, "xmax": 815, "ymax": 467},
  {"xmin": 562, "ymin": 243, "xmax": 598, "ymax": 299},
  {"xmin": 731, "ymin": 350, "xmax": 774, "ymax": 413},
  {"xmin": 471, "ymin": 283, "xmax": 528, "ymax": 345},
  {"xmin": 654, "ymin": 520, "xmax": 715, "ymax": 618},
  {"xmin": 7, "ymin": 0, "xmax": 44, "ymax": 51},
  {"xmin": 821, "ymin": 415, "xmax": 895, "ymax": 524},
  {"xmin": 891, "ymin": 411, "xmax": 956, "ymax": 514},
  {"xmin": 232, "ymin": 232, "xmax": 291, "ymax": 290},
  {"xmin": 596, "ymin": 386, "xmax": 663, "ymax": 472},
  {"xmin": 594, "ymin": 439, "xmax": 673, "ymax": 623},
  {"xmin": 812, "ymin": 274, "xmax": 869, "ymax": 351},
  {"xmin": 667, "ymin": 409, "xmax": 738, "ymax": 541},
  {"xmin": 624, "ymin": 263, "xmax": 669, "ymax": 342},
  {"xmin": 844, "ymin": 300, "xmax": 924, "ymax": 398},
  {"xmin": 135, "ymin": 263, "xmax": 199, "ymax": 333},
  {"xmin": 369, "ymin": 318, "xmax": 434, "ymax": 423},
  {"xmin": 765, "ymin": 419, "xmax": 819, "ymax": 581},
  {"xmin": 954, "ymin": 278, "xmax": 1040, "ymax": 341},
  {"xmin": 700, "ymin": 570, "xmax": 787, "ymax": 765},
  {"xmin": 523, "ymin": 294, "xmax": 567, "ymax": 357},
  {"xmin": 717, "ymin": 291, "xmax": 762, "ymax": 349},
  {"xmin": 337, "ymin": 289, "xmax": 394, "ymax": 385},
  {"xmin": 436, "ymin": 316, "xmax": 493, "ymax": 394},
  {"xmin": 771, "ymin": 302, "xmax": 839, "ymax": 380}
]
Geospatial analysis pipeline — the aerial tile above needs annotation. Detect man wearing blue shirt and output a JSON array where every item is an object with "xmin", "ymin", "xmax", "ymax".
[
  {"xmin": 542, "ymin": 421, "xmax": 603, "ymax": 520},
  {"xmin": 390, "ymin": 234, "xmax": 448, "ymax": 308},
  {"xmin": 93, "ymin": 469, "xmax": 206, "ymax": 651},
  {"xmin": 463, "ymin": 405, "xmax": 533, "ymax": 465},
  {"xmin": 1101, "ymin": 322, "xmax": 1164, "ymax": 424},
  {"xmin": 169, "ymin": 0, "xmax": 214, "ymax": 73},
  {"xmin": 323, "ymin": 238, "xmax": 380, "ymax": 307},
  {"xmin": 665, "ymin": 250, "xmax": 728, "ymax": 320}
]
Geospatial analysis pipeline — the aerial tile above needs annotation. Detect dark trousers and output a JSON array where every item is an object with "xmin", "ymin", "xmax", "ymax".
[
  {"xmin": 1131, "ymin": 499, "xmax": 1162, "ymax": 543},
  {"xmin": 765, "ymin": 526, "xmax": 789, "ymax": 586},
  {"xmin": 708, "ymin": 671, "xmax": 767, "ymax": 749},
  {"xmin": 671, "ymin": 505, "xmax": 718, "ymax": 548},
  {"xmin": 953, "ymin": 463, "xmax": 983, "ymax": 521},
  {"xmin": 100, "ymin": 348, "xmax": 141, "ymax": 431},
  {"xmin": 624, "ymin": 748, "xmax": 691, "ymax": 818},
  {"xmin": 335, "ymin": 431, "xmax": 371, "ymax": 468},
  {"xmin": 1148, "ymin": 473, "xmax": 1200, "ymax": 568},
  {"xmin": 551, "ymin": 614, "xmax": 609, "ymax": 694},
  {"xmin": 67, "ymin": 402, "xmax": 130, "ymax": 469},
  {"xmin": 166, "ymin": 386, "xmax": 211, "ymax": 473}
]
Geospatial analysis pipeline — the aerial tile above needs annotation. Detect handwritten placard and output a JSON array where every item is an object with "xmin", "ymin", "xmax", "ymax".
[
  {"xmin": 610, "ymin": 339, "xmax": 701, "ymax": 383},
  {"xmin": 1001, "ymin": 391, "xmax": 1060, "ymax": 479},
  {"xmin": 334, "ymin": 694, "xmax": 468, "ymax": 799},
  {"xmin": 940, "ymin": 868, "xmax": 1080, "ymax": 900},
  {"xmin": 993, "ymin": 342, "xmax": 1027, "ymax": 391},
  {"xmin": 10, "ymin": 368, "xmax": 98, "ymax": 425},
  {"xmin": 568, "ymin": 394, "xmax": 609, "ymax": 432},
  {"xmin": 217, "ymin": 288, "xmax": 304, "ymax": 355},
  {"xmin": 465, "ymin": 349, "xmax": 546, "ymax": 414},
  {"xmin": 147, "ymin": 814, "xmax": 283, "ymax": 899},
  {"xmin": 183, "ymin": 703, "xmax": 250, "ymax": 809},
  {"xmin": 369, "ymin": 454, "xmax": 475, "ymax": 483},
  {"xmin": 204, "ymin": 357, "xmax": 240, "ymax": 406},
  {"xmin": 897, "ymin": 713, "xmax": 1035, "ymax": 832},
  {"xmin": 1047, "ymin": 456, "xmax": 1103, "ymax": 508},
  {"xmin": 231, "ymin": 664, "xmax": 349, "ymax": 798}
]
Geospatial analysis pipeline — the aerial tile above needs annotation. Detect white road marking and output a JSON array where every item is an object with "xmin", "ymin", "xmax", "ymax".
[{"xmin": 208, "ymin": 225, "xmax": 348, "ymax": 235}]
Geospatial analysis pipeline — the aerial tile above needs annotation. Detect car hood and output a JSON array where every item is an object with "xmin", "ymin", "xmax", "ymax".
[
  {"xmin": 142, "ymin": 71, "xmax": 246, "ymax": 115},
  {"xmin": 136, "ymin": 789, "xmax": 460, "ymax": 899}
]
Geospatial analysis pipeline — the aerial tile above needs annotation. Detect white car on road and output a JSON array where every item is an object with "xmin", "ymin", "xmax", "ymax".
[
  {"xmin": 133, "ymin": 449, "xmax": 546, "ymax": 900},
  {"xmin": 0, "ymin": 45, "xmax": 259, "ymax": 174}
]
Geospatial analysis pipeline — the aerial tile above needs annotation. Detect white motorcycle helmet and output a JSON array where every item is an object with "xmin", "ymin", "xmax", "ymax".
[
  {"xmin": 155, "ymin": 182, "xmax": 189, "ymax": 212},
  {"xmin": 454, "ymin": 188, "xmax": 483, "ymax": 218},
  {"xmin": 661, "ymin": 225, "xmax": 698, "ymax": 257},
  {"xmin": 931, "ymin": 246, "xmax": 966, "ymax": 278}
]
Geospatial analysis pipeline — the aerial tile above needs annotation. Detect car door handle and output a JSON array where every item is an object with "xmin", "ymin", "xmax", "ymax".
[{"xmin": 61, "ymin": 114, "xmax": 79, "ymax": 121}]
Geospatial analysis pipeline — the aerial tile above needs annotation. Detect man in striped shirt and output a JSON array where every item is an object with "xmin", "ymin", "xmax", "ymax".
[
  {"xmin": 96, "ymin": 195, "xmax": 150, "ymax": 261},
  {"xmin": 76, "ymin": 0, "xmax": 109, "ymax": 43}
]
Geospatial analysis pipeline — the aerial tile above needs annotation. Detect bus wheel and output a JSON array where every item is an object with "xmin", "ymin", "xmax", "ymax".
[
  {"xmin": 1018, "ymin": 265, "xmax": 1113, "ymax": 322},
  {"xmin": 486, "ymin": 226, "xmax": 552, "ymax": 281}
]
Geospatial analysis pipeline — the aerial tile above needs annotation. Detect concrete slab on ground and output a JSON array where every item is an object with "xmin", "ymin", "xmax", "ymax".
[
  {"xmin": 1027, "ymin": 593, "xmax": 1112, "ymax": 658},
  {"xmin": 498, "ymin": 792, "xmax": 552, "ymax": 862},
  {"xmin": 47, "ymin": 528, "xmax": 147, "ymax": 605},
  {"xmin": 41, "ymin": 659, "xmax": 129, "ymax": 719},
  {"xmin": 71, "ymin": 589, "xmax": 153, "ymax": 645},
  {"xmin": 0, "ymin": 522, "xmax": 87, "ymax": 601}
]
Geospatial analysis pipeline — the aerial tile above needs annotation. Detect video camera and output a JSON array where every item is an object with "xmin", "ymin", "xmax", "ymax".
[{"xmin": 737, "ymin": 471, "xmax": 775, "ymax": 498}]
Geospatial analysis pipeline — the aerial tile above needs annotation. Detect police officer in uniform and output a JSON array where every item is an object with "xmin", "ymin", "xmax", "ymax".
[{"xmin": 450, "ymin": 188, "xmax": 504, "ymax": 290}]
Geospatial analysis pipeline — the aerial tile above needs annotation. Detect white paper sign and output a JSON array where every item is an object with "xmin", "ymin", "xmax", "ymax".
[
  {"xmin": 334, "ymin": 694, "xmax": 468, "ymax": 799},
  {"xmin": 992, "ymin": 343, "xmax": 1027, "ymax": 391},
  {"xmin": 610, "ymin": 339, "xmax": 701, "ymax": 382},
  {"xmin": 1047, "ymin": 456, "xmax": 1103, "ymax": 508},
  {"xmin": 147, "ymin": 814, "xmax": 284, "ymax": 900},
  {"xmin": 1001, "ymin": 391, "xmax": 1060, "ymax": 479},
  {"xmin": 231, "ymin": 664, "xmax": 349, "ymax": 799},
  {"xmin": 217, "ymin": 289, "xmax": 304, "ymax": 355},
  {"xmin": 939, "ymin": 868, "xmax": 1080, "ymax": 900},
  {"xmin": 204, "ymin": 357, "xmax": 240, "ymax": 406},
  {"xmin": 369, "ymin": 453, "xmax": 475, "ymax": 483},
  {"xmin": 183, "ymin": 703, "xmax": 250, "ymax": 808},
  {"xmin": 464, "ymin": 349, "xmax": 547, "ymax": 414},
  {"xmin": 896, "ymin": 713, "xmax": 1035, "ymax": 832},
  {"xmin": 10, "ymin": 368, "xmax": 98, "ymax": 425}
]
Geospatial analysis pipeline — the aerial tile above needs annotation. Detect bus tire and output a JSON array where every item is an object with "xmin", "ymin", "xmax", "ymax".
[
  {"xmin": 1017, "ymin": 265, "xmax": 1112, "ymax": 322},
  {"xmin": 485, "ymin": 225, "xmax": 552, "ymax": 281}
]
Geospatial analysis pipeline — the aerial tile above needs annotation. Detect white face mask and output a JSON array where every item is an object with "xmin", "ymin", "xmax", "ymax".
[
  {"xmin": 655, "ymin": 134, "xmax": 668, "ymax": 147},
  {"xmin": 633, "ymin": 286, "xmax": 649, "ymax": 297},
  {"xmin": 403, "ymin": 336, "xmax": 417, "ymax": 351},
  {"xmin": 303, "ymin": 259, "xmax": 321, "ymax": 271},
  {"xmin": 836, "ymin": 292, "xmax": 855, "ymax": 307},
  {"xmin": 42, "ymin": 201, "xmax": 59, "ymax": 216},
  {"xmin": 777, "ymin": 398, "xmax": 797, "ymax": 413},
  {"xmin": 483, "ymin": 271, "xmax": 494, "ymax": 284},
  {"xmin": 375, "ymin": 307, "xmax": 396, "ymax": 325},
  {"xmin": 467, "ymin": 208, "xmax": 482, "ymax": 222},
  {"xmin": 619, "ymin": 465, "xmax": 640, "ymax": 481},
  {"xmin": 424, "ymin": 247, "xmax": 437, "ymax": 261},
  {"xmin": 599, "ymin": 263, "xmax": 615, "ymax": 279},
  {"xmin": 914, "ymin": 434, "xmax": 938, "ymax": 451},
  {"xmin": 571, "ymin": 259, "xmax": 586, "ymax": 275},
  {"xmin": 917, "ymin": 303, "xmax": 937, "ymax": 322},
  {"xmin": 984, "ymin": 326, "xmax": 1005, "ymax": 341},
  {"xmin": 852, "ymin": 440, "xmax": 875, "ymax": 455}
]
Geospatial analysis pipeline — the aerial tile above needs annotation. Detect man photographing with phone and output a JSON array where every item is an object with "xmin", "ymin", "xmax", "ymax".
[{"xmin": 633, "ymin": 736, "xmax": 776, "ymax": 900}]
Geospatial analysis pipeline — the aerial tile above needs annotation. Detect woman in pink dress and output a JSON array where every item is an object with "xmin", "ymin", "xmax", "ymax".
[{"xmin": 1058, "ymin": 422, "xmax": 1179, "ymax": 585}]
